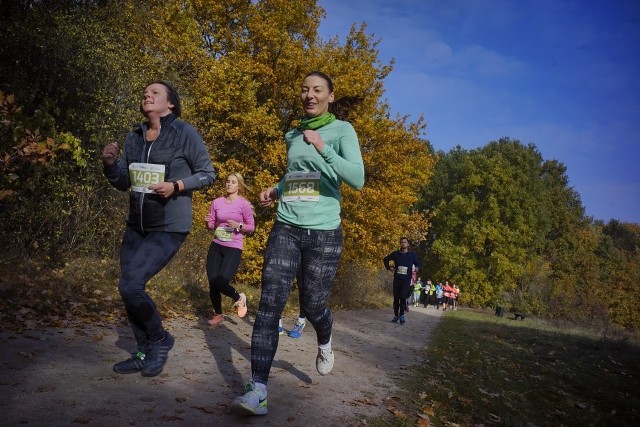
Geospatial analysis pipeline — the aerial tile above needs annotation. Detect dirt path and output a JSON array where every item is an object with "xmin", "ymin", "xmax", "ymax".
[{"xmin": 1, "ymin": 306, "xmax": 442, "ymax": 426}]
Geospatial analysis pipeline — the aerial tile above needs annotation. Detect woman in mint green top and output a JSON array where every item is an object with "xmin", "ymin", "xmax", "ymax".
[
  {"xmin": 231, "ymin": 71, "xmax": 364, "ymax": 416},
  {"xmin": 273, "ymin": 114, "xmax": 364, "ymax": 229}
]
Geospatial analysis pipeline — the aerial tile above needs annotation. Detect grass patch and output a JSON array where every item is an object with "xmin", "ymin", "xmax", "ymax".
[
  {"xmin": 0, "ymin": 256, "xmax": 393, "ymax": 330},
  {"xmin": 378, "ymin": 309, "xmax": 640, "ymax": 427}
]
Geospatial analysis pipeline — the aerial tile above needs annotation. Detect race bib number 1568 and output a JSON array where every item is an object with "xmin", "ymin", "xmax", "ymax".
[{"xmin": 282, "ymin": 171, "xmax": 321, "ymax": 202}]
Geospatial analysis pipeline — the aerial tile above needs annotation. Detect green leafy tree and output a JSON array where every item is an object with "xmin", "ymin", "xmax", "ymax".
[{"xmin": 420, "ymin": 138, "xmax": 584, "ymax": 308}]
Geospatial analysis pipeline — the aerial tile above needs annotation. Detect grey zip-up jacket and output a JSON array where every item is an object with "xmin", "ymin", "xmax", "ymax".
[{"xmin": 104, "ymin": 114, "xmax": 216, "ymax": 234}]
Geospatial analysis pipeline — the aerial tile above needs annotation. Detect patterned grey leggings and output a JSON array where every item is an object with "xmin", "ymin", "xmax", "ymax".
[{"xmin": 251, "ymin": 221, "xmax": 343, "ymax": 385}]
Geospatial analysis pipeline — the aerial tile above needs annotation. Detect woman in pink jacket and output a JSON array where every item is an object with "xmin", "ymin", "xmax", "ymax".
[{"xmin": 204, "ymin": 173, "xmax": 255, "ymax": 325}]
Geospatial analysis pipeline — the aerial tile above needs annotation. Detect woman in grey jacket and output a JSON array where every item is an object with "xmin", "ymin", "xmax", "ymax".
[{"xmin": 103, "ymin": 81, "xmax": 216, "ymax": 377}]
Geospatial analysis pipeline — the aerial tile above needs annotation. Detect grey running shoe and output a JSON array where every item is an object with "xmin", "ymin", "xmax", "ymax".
[
  {"xmin": 142, "ymin": 331, "xmax": 174, "ymax": 377},
  {"xmin": 113, "ymin": 351, "xmax": 146, "ymax": 374}
]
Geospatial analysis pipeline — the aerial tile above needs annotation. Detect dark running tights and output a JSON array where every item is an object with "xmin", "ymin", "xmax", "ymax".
[
  {"xmin": 393, "ymin": 278, "xmax": 412, "ymax": 317},
  {"xmin": 118, "ymin": 226, "xmax": 185, "ymax": 349},
  {"xmin": 206, "ymin": 241, "xmax": 242, "ymax": 314},
  {"xmin": 251, "ymin": 221, "xmax": 343, "ymax": 385}
]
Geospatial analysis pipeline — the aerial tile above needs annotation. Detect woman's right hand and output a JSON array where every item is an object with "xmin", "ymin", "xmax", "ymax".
[
  {"xmin": 102, "ymin": 142, "xmax": 119, "ymax": 165},
  {"xmin": 204, "ymin": 213, "xmax": 212, "ymax": 228},
  {"xmin": 259, "ymin": 187, "xmax": 278, "ymax": 207}
]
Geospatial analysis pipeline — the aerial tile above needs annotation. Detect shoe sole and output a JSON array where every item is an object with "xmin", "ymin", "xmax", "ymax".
[
  {"xmin": 113, "ymin": 366, "xmax": 143, "ymax": 374},
  {"xmin": 141, "ymin": 335, "xmax": 174, "ymax": 377},
  {"xmin": 142, "ymin": 364, "xmax": 169, "ymax": 377},
  {"xmin": 231, "ymin": 402, "xmax": 268, "ymax": 416}
]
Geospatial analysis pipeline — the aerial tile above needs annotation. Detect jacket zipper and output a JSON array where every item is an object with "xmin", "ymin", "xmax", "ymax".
[{"xmin": 139, "ymin": 126, "xmax": 158, "ymax": 234}]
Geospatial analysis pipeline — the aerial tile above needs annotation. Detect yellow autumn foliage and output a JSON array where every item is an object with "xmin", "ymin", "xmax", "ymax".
[{"xmin": 1, "ymin": 0, "xmax": 435, "ymax": 292}]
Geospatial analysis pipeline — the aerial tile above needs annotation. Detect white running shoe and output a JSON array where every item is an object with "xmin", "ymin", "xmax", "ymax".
[
  {"xmin": 231, "ymin": 381, "xmax": 268, "ymax": 416},
  {"xmin": 316, "ymin": 345, "xmax": 334, "ymax": 376}
]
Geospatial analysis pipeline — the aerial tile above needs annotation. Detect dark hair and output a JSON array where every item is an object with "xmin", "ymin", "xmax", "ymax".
[
  {"xmin": 304, "ymin": 71, "xmax": 363, "ymax": 121},
  {"xmin": 400, "ymin": 237, "xmax": 410, "ymax": 243},
  {"xmin": 141, "ymin": 80, "xmax": 182, "ymax": 117},
  {"xmin": 305, "ymin": 71, "xmax": 334, "ymax": 92}
]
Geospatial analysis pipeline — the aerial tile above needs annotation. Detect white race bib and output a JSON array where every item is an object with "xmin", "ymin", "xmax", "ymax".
[
  {"xmin": 214, "ymin": 226, "xmax": 234, "ymax": 242},
  {"xmin": 129, "ymin": 163, "xmax": 165, "ymax": 193},
  {"xmin": 396, "ymin": 266, "xmax": 408, "ymax": 275},
  {"xmin": 282, "ymin": 171, "xmax": 321, "ymax": 202}
]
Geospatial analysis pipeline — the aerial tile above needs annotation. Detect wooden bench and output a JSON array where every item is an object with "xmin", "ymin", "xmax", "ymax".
[{"xmin": 514, "ymin": 313, "xmax": 526, "ymax": 320}]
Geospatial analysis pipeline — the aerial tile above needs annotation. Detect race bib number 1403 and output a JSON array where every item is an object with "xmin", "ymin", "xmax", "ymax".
[{"xmin": 129, "ymin": 163, "xmax": 165, "ymax": 193}]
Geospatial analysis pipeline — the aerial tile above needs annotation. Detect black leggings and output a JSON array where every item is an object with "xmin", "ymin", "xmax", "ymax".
[
  {"xmin": 251, "ymin": 222, "xmax": 343, "ymax": 385},
  {"xmin": 118, "ymin": 226, "xmax": 186, "ymax": 348},
  {"xmin": 206, "ymin": 241, "xmax": 242, "ymax": 314}
]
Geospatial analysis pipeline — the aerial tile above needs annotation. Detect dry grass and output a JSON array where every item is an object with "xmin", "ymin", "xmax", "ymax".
[
  {"xmin": 0, "ymin": 256, "xmax": 394, "ymax": 330},
  {"xmin": 375, "ymin": 309, "xmax": 640, "ymax": 427}
]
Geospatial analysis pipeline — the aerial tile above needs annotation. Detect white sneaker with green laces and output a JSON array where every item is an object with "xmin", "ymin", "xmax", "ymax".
[
  {"xmin": 231, "ymin": 381, "xmax": 268, "ymax": 416},
  {"xmin": 316, "ymin": 344, "xmax": 334, "ymax": 376}
]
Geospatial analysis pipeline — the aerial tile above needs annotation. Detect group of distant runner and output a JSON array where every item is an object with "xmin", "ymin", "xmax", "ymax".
[
  {"xmin": 410, "ymin": 277, "xmax": 460, "ymax": 311},
  {"xmin": 383, "ymin": 237, "xmax": 460, "ymax": 324}
]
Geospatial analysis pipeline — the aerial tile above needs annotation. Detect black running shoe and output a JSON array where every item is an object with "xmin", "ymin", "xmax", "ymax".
[
  {"xmin": 113, "ymin": 351, "xmax": 146, "ymax": 374},
  {"xmin": 142, "ymin": 331, "xmax": 175, "ymax": 377}
]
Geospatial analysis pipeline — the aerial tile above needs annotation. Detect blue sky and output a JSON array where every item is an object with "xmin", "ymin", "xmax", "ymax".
[{"xmin": 317, "ymin": 0, "xmax": 640, "ymax": 223}]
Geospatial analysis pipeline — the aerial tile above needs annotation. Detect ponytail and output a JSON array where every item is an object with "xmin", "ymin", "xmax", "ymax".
[{"xmin": 329, "ymin": 96, "xmax": 364, "ymax": 121}]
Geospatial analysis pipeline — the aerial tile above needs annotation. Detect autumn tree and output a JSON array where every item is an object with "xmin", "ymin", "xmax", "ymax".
[{"xmin": 0, "ymin": 0, "xmax": 434, "ymax": 297}]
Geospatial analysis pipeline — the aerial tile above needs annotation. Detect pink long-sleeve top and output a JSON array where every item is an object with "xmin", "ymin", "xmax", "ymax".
[{"xmin": 207, "ymin": 196, "xmax": 255, "ymax": 250}]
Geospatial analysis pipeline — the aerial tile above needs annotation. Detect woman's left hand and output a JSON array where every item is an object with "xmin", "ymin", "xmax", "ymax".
[
  {"xmin": 149, "ymin": 182, "xmax": 175, "ymax": 198},
  {"xmin": 302, "ymin": 130, "xmax": 325, "ymax": 151}
]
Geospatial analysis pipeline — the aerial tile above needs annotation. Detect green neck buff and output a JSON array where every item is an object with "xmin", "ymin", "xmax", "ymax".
[{"xmin": 298, "ymin": 112, "xmax": 336, "ymax": 130}]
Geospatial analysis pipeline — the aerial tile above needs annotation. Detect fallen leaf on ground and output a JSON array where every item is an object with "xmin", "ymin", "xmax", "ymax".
[
  {"xmin": 351, "ymin": 397, "xmax": 376, "ymax": 406},
  {"xmin": 421, "ymin": 405, "xmax": 435, "ymax": 416},
  {"xmin": 478, "ymin": 387, "xmax": 500, "ymax": 398},
  {"xmin": 160, "ymin": 415, "xmax": 184, "ymax": 421},
  {"xmin": 193, "ymin": 406, "xmax": 217, "ymax": 414},
  {"xmin": 457, "ymin": 396, "xmax": 473, "ymax": 406},
  {"xmin": 488, "ymin": 413, "xmax": 501, "ymax": 422}
]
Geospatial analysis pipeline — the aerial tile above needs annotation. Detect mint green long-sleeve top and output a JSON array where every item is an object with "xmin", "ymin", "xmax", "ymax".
[{"xmin": 275, "ymin": 119, "xmax": 365, "ymax": 230}]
